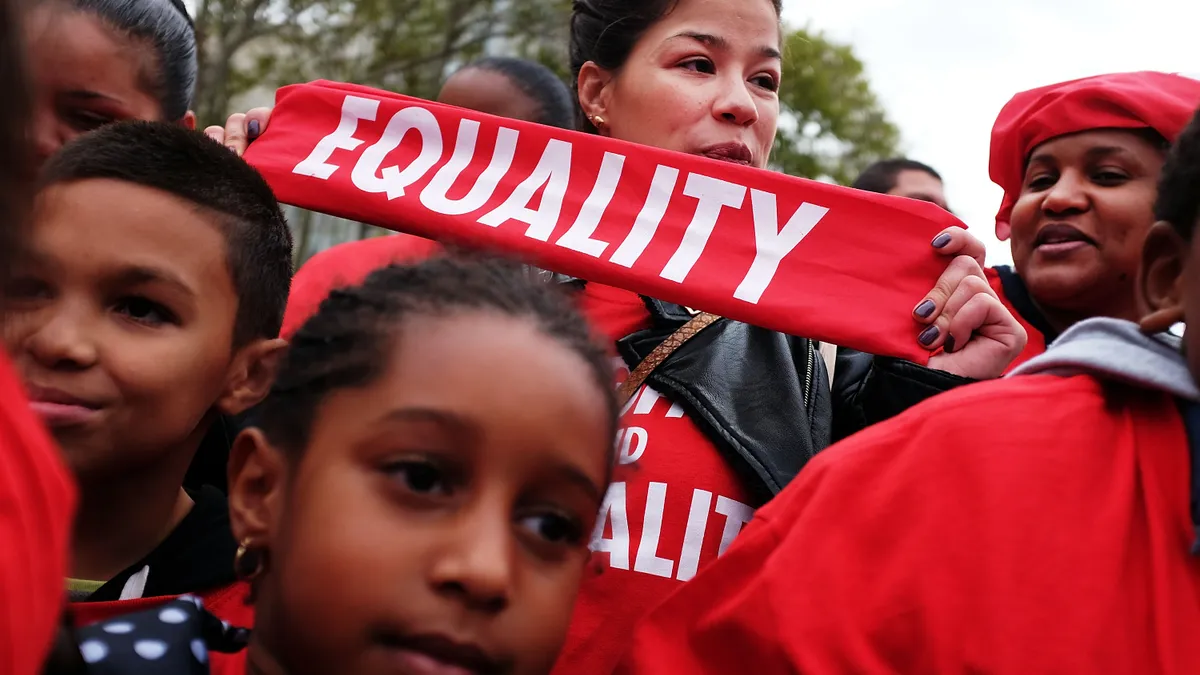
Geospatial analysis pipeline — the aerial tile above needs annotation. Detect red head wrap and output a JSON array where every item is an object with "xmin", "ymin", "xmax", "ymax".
[
  {"xmin": 989, "ymin": 71, "xmax": 1200, "ymax": 241},
  {"xmin": 280, "ymin": 233, "xmax": 441, "ymax": 339}
]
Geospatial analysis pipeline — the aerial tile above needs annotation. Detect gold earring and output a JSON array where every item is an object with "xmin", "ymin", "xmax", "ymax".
[
  {"xmin": 234, "ymin": 538, "xmax": 265, "ymax": 582},
  {"xmin": 589, "ymin": 114, "xmax": 606, "ymax": 128}
]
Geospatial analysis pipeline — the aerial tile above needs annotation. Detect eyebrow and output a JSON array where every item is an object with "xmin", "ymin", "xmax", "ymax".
[
  {"xmin": 671, "ymin": 31, "xmax": 782, "ymax": 60},
  {"xmin": 114, "ymin": 265, "xmax": 197, "ymax": 298},
  {"xmin": 61, "ymin": 89, "xmax": 121, "ymax": 104},
  {"xmin": 1028, "ymin": 145, "xmax": 1132, "ymax": 167},
  {"xmin": 377, "ymin": 408, "xmax": 603, "ymax": 500},
  {"xmin": 379, "ymin": 407, "xmax": 482, "ymax": 441},
  {"xmin": 550, "ymin": 463, "xmax": 605, "ymax": 503}
]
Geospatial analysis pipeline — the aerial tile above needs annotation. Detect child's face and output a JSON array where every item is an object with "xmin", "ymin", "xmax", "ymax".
[
  {"xmin": 5, "ymin": 179, "xmax": 243, "ymax": 478},
  {"xmin": 234, "ymin": 313, "xmax": 613, "ymax": 675}
]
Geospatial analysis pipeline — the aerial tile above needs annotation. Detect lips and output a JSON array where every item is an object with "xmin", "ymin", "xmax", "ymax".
[
  {"xmin": 24, "ymin": 384, "xmax": 103, "ymax": 427},
  {"xmin": 697, "ymin": 142, "xmax": 753, "ymax": 166},
  {"xmin": 377, "ymin": 632, "xmax": 507, "ymax": 675},
  {"xmin": 1033, "ymin": 223, "xmax": 1096, "ymax": 248}
]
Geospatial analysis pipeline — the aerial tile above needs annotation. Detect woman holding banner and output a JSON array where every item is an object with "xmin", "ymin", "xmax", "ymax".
[{"xmin": 550, "ymin": 0, "xmax": 1025, "ymax": 673}]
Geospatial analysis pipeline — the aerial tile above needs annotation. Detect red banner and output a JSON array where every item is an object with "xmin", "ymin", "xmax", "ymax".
[{"xmin": 245, "ymin": 80, "xmax": 964, "ymax": 362}]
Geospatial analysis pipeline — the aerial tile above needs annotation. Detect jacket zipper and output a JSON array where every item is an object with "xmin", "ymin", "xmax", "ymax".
[{"xmin": 802, "ymin": 339, "xmax": 815, "ymax": 409}]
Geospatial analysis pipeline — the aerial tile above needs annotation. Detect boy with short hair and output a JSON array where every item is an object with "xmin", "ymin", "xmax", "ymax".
[
  {"xmin": 616, "ymin": 106, "xmax": 1200, "ymax": 673},
  {"xmin": 5, "ymin": 121, "xmax": 292, "ymax": 623}
]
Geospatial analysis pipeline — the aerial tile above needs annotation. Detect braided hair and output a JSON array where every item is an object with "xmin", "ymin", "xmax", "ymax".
[{"xmin": 255, "ymin": 255, "xmax": 619, "ymax": 458}]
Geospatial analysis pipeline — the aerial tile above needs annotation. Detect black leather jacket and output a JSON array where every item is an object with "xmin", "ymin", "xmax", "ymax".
[
  {"xmin": 618, "ymin": 296, "xmax": 832, "ymax": 506},
  {"xmin": 611, "ymin": 289, "xmax": 968, "ymax": 505}
]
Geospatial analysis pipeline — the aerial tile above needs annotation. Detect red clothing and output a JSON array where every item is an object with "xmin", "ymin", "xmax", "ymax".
[
  {"xmin": 987, "ymin": 266, "xmax": 1046, "ymax": 371},
  {"xmin": 553, "ymin": 284, "xmax": 756, "ymax": 675},
  {"xmin": 617, "ymin": 373, "xmax": 1200, "ymax": 674},
  {"xmin": 280, "ymin": 233, "xmax": 441, "ymax": 339},
  {"xmin": 990, "ymin": 71, "xmax": 1200, "ymax": 240},
  {"xmin": 72, "ymin": 582, "xmax": 254, "ymax": 673},
  {"xmin": 0, "ymin": 353, "xmax": 76, "ymax": 675}
]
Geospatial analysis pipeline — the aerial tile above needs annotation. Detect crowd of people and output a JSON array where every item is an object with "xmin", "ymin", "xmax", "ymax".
[{"xmin": 1, "ymin": 0, "xmax": 1199, "ymax": 673}]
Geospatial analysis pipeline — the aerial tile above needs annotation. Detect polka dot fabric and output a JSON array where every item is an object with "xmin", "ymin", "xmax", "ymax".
[{"xmin": 73, "ymin": 596, "xmax": 248, "ymax": 674}]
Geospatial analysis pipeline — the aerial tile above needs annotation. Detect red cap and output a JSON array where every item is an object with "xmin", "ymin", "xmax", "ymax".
[
  {"xmin": 280, "ymin": 233, "xmax": 441, "ymax": 339},
  {"xmin": 990, "ymin": 71, "xmax": 1200, "ymax": 241}
]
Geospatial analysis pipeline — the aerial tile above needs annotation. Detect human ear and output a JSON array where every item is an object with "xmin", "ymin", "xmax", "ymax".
[
  {"xmin": 227, "ymin": 427, "xmax": 287, "ymax": 550},
  {"xmin": 1138, "ymin": 221, "xmax": 1187, "ymax": 334},
  {"xmin": 217, "ymin": 338, "xmax": 287, "ymax": 416},
  {"xmin": 576, "ymin": 61, "xmax": 614, "ymax": 134},
  {"xmin": 181, "ymin": 110, "xmax": 197, "ymax": 130}
]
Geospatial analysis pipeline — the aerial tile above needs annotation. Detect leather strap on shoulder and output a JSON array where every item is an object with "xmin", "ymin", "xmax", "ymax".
[{"xmin": 617, "ymin": 312, "xmax": 720, "ymax": 406}]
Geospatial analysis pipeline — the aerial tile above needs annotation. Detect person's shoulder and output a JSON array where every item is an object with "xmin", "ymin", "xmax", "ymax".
[
  {"xmin": 810, "ymin": 373, "xmax": 1112, "ymax": 472},
  {"xmin": 755, "ymin": 373, "xmax": 1120, "ymax": 525}
]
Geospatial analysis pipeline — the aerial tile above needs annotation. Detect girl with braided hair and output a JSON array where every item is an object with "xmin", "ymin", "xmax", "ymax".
[{"xmin": 215, "ymin": 256, "xmax": 619, "ymax": 675}]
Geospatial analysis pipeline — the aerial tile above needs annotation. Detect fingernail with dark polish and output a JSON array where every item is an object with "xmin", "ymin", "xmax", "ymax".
[
  {"xmin": 918, "ymin": 325, "xmax": 940, "ymax": 346},
  {"xmin": 914, "ymin": 299, "xmax": 936, "ymax": 318},
  {"xmin": 931, "ymin": 233, "xmax": 952, "ymax": 248},
  {"xmin": 943, "ymin": 334, "xmax": 956, "ymax": 353},
  {"xmin": 248, "ymin": 119, "xmax": 261, "ymax": 140}
]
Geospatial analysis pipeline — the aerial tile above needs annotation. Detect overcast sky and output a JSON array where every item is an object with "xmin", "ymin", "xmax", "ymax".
[{"xmin": 781, "ymin": 0, "xmax": 1200, "ymax": 265}]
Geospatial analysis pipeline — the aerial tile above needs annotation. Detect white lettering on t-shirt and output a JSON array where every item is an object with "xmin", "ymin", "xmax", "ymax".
[
  {"xmin": 591, "ymin": 384, "xmax": 756, "ymax": 583},
  {"xmin": 616, "ymin": 427, "xmax": 648, "ymax": 465},
  {"xmin": 676, "ymin": 489, "xmax": 713, "ymax": 581},
  {"xmin": 633, "ymin": 482, "xmax": 675, "ymax": 578},
  {"xmin": 715, "ymin": 496, "xmax": 755, "ymax": 556},
  {"xmin": 631, "ymin": 386, "xmax": 685, "ymax": 418},
  {"xmin": 591, "ymin": 482, "xmax": 630, "ymax": 570}
]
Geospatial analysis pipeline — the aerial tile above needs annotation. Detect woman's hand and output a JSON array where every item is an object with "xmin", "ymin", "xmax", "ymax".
[
  {"xmin": 912, "ymin": 227, "xmax": 1027, "ymax": 379},
  {"xmin": 204, "ymin": 107, "xmax": 273, "ymax": 156}
]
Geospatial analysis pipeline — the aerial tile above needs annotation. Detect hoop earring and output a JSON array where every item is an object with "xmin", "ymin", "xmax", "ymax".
[
  {"xmin": 234, "ymin": 538, "xmax": 265, "ymax": 582},
  {"xmin": 589, "ymin": 114, "xmax": 606, "ymax": 129}
]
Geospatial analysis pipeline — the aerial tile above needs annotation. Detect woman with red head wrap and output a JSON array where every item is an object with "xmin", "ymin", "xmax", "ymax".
[{"xmin": 987, "ymin": 71, "xmax": 1200, "ymax": 366}]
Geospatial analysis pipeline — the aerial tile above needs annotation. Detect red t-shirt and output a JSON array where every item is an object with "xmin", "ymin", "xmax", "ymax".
[
  {"xmin": 0, "ymin": 353, "xmax": 77, "ymax": 675},
  {"xmin": 616, "ymin": 375, "xmax": 1200, "ymax": 674},
  {"xmin": 552, "ymin": 284, "xmax": 756, "ymax": 675}
]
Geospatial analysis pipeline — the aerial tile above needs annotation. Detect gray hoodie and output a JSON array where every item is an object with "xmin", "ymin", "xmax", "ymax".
[{"xmin": 1009, "ymin": 316, "xmax": 1198, "ymax": 402}]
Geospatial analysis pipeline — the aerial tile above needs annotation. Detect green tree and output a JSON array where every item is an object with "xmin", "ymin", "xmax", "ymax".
[
  {"xmin": 191, "ymin": 0, "xmax": 572, "ymax": 126},
  {"xmin": 772, "ymin": 26, "xmax": 901, "ymax": 185}
]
